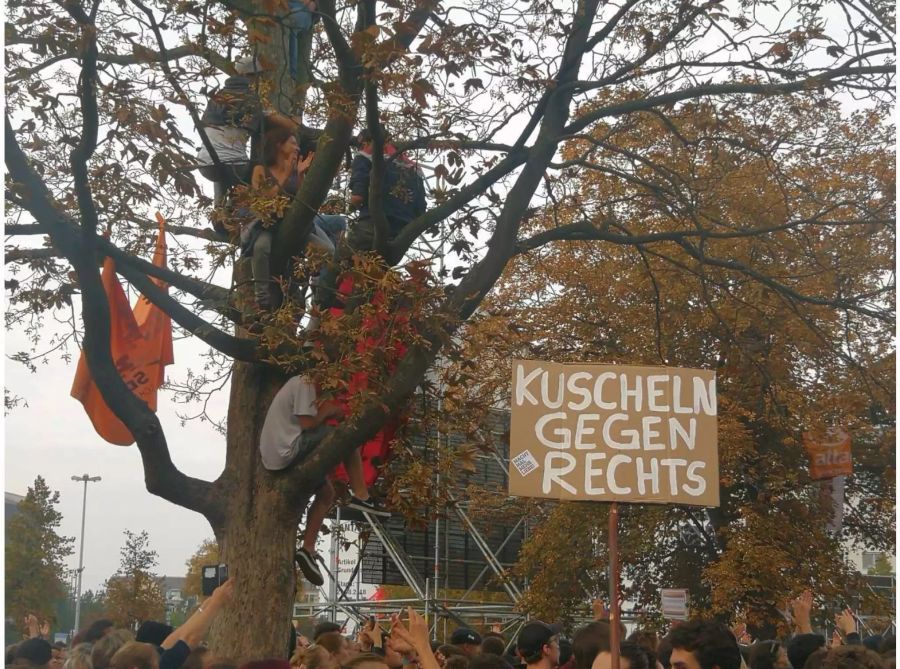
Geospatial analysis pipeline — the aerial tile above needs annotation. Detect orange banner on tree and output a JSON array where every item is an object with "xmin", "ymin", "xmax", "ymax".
[
  {"xmin": 70, "ymin": 215, "xmax": 173, "ymax": 445},
  {"xmin": 803, "ymin": 427, "xmax": 852, "ymax": 480}
]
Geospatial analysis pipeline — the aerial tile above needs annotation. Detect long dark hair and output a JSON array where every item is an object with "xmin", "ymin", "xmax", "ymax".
[{"xmin": 262, "ymin": 126, "xmax": 295, "ymax": 167}]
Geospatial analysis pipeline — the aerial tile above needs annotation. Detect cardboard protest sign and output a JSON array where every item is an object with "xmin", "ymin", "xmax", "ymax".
[
  {"xmin": 509, "ymin": 360, "xmax": 719, "ymax": 506},
  {"xmin": 803, "ymin": 427, "xmax": 852, "ymax": 480}
]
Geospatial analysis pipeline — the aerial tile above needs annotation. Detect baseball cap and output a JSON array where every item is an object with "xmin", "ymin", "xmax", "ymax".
[
  {"xmin": 16, "ymin": 639, "xmax": 53, "ymax": 666},
  {"xmin": 451, "ymin": 628, "xmax": 482, "ymax": 645},
  {"xmin": 517, "ymin": 621, "xmax": 563, "ymax": 657}
]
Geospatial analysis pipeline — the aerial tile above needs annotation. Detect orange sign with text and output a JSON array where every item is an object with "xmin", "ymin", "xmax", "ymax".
[{"xmin": 803, "ymin": 427, "xmax": 852, "ymax": 480}]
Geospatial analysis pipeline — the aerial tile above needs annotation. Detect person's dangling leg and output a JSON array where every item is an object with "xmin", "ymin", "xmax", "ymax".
[
  {"xmin": 296, "ymin": 480, "xmax": 334, "ymax": 586},
  {"xmin": 251, "ymin": 228, "xmax": 274, "ymax": 310},
  {"xmin": 344, "ymin": 449, "xmax": 390, "ymax": 516}
]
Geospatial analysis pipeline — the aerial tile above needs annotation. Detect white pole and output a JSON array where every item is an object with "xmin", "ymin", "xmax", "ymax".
[{"xmin": 71, "ymin": 474, "xmax": 101, "ymax": 639}]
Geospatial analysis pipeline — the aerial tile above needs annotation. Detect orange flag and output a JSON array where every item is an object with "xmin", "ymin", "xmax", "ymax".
[{"xmin": 70, "ymin": 216, "xmax": 174, "ymax": 445}]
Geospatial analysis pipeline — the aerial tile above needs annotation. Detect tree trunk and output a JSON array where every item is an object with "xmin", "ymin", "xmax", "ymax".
[{"xmin": 206, "ymin": 357, "xmax": 309, "ymax": 658}]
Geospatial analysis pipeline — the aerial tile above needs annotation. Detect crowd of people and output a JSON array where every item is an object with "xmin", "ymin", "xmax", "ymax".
[{"xmin": 7, "ymin": 585, "xmax": 894, "ymax": 669}]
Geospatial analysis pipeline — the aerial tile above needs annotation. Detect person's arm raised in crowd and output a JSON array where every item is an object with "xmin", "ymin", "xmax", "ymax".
[
  {"xmin": 162, "ymin": 579, "xmax": 234, "ymax": 649},
  {"xmin": 791, "ymin": 590, "xmax": 814, "ymax": 635},
  {"xmin": 835, "ymin": 608, "xmax": 860, "ymax": 645},
  {"xmin": 390, "ymin": 609, "xmax": 439, "ymax": 669}
]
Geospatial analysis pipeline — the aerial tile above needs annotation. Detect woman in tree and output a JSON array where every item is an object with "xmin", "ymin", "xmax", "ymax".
[{"xmin": 242, "ymin": 127, "xmax": 336, "ymax": 311}]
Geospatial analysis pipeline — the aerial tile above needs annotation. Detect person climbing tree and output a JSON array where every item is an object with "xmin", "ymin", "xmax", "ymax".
[
  {"xmin": 196, "ymin": 56, "xmax": 302, "ymax": 225},
  {"xmin": 242, "ymin": 127, "xmax": 339, "ymax": 311}
]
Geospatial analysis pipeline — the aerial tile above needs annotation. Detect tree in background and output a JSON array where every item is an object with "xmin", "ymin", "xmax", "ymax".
[
  {"xmin": 183, "ymin": 539, "xmax": 220, "ymax": 600},
  {"xmin": 5, "ymin": 0, "xmax": 894, "ymax": 656},
  {"xmin": 5, "ymin": 476, "xmax": 74, "ymax": 632},
  {"xmin": 447, "ymin": 99, "xmax": 894, "ymax": 627},
  {"xmin": 103, "ymin": 530, "xmax": 166, "ymax": 628}
]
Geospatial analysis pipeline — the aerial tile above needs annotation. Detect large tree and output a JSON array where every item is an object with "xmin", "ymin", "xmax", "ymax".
[
  {"xmin": 449, "ymin": 98, "xmax": 895, "ymax": 628},
  {"xmin": 4, "ymin": 0, "xmax": 894, "ymax": 656},
  {"xmin": 5, "ymin": 476, "xmax": 75, "ymax": 631}
]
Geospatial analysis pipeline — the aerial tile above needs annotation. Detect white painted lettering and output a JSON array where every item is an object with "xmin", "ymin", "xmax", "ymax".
[
  {"xmin": 607, "ymin": 454, "xmax": 633, "ymax": 494},
  {"xmin": 542, "ymin": 371, "xmax": 566, "ymax": 409},
  {"xmin": 659, "ymin": 458, "xmax": 688, "ymax": 495},
  {"xmin": 646, "ymin": 374, "xmax": 670, "ymax": 412},
  {"xmin": 602, "ymin": 413, "xmax": 640, "ymax": 450},
  {"xmin": 620, "ymin": 373, "xmax": 643, "ymax": 412},
  {"xmin": 542, "ymin": 452, "xmax": 577, "ymax": 495},
  {"xmin": 567, "ymin": 372, "xmax": 594, "ymax": 411},
  {"xmin": 593, "ymin": 372, "xmax": 617, "ymax": 410},
  {"xmin": 672, "ymin": 375, "xmax": 692, "ymax": 414},
  {"xmin": 574, "ymin": 413, "xmax": 600, "ymax": 450},
  {"xmin": 584, "ymin": 452, "xmax": 607, "ymax": 494},
  {"xmin": 515, "ymin": 365, "xmax": 543, "ymax": 406},
  {"xmin": 641, "ymin": 416, "xmax": 664, "ymax": 450},
  {"xmin": 635, "ymin": 457, "xmax": 660, "ymax": 495},
  {"xmin": 535, "ymin": 412, "xmax": 570, "ymax": 449},
  {"xmin": 693, "ymin": 376, "xmax": 717, "ymax": 416},
  {"xmin": 683, "ymin": 461, "xmax": 707, "ymax": 496},
  {"xmin": 669, "ymin": 417, "xmax": 697, "ymax": 451}
]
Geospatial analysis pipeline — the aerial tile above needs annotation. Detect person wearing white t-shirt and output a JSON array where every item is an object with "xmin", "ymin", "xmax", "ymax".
[{"xmin": 260, "ymin": 375, "xmax": 387, "ymax": 586}]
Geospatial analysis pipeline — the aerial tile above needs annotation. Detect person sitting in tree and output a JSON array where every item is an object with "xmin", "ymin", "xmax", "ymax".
[{"xmin": 258, "ymin": 374, "xmax": 388, "ymax": 586}]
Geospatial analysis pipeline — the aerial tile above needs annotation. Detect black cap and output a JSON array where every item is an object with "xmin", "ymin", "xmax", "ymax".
[
  {"xmin": 451, "ymin": 628, "xmax": 483, "ymax": 646},
  {"xmin": 516, "ymin": 622, "xmax": 562, "ymax": 657},
  {"xmin": 16, "ymin": 639, "xmax": 53, "ymax": 666}
]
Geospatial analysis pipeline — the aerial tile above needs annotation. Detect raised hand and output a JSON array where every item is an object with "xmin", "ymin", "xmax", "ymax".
[
  {"xmin": 297, "ymin": 152, "xmax": 315, "ymax": 177},
  {"xmin": 790, "ymin": 590, "xmax": 813, "ymax": 634},
  {"xmin": 835, "ymin": 608, "xmax": 856, "ymax": 635}
]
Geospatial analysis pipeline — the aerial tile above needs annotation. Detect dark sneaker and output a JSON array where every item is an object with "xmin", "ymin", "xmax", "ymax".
[
  {"xmin": 346, "ymin": 496, "xmax": 391, "ymax": 517},
  {"xmin": 295, "ymin": 548, "xmax": 324, "ymax": 586}
]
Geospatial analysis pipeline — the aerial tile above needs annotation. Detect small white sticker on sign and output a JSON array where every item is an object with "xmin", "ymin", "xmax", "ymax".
[{"xmin": 512, "ymin": 450, "xmax": 539, "ymax": 477}]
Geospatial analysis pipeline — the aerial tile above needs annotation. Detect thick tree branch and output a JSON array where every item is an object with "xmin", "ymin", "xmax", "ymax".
[
  {"xmin": 5, "ymin": 116, "xmax": 222, "ymax": 523},
  {"xmin": 5, "ymin": 247, "xmax": 60, "ymax": 263}
]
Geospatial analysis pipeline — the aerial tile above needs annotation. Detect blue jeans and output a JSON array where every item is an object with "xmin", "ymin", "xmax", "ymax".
[
  {"xmin": 315, "ymin": 214, "xmax": 347, "ymax": 246},
  {"xmin": 286, "ymin": 0, "xmax": 313, "ymax": 80}
]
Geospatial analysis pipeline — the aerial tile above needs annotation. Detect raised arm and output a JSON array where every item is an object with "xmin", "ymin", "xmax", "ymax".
[{"xmin": 162, "ymin": 578, "xmax": 234, "ymax": 649}]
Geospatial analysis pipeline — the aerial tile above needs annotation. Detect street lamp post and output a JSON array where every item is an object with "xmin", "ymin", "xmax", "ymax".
[{"xmin": 71, "ymin": 474, "xmax": 101, "ymax": 639}]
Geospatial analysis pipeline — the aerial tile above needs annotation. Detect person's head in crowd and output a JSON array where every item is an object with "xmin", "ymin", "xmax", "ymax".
[
  {"xmin": 52, "ymin": 643, "xmax": 67, "ymax": 669},
  {"xmin": 437, "ymin": 645, "xmax": 467, "ymax": 667},
  {"xmin": 657, "ymin": 636, "xmax": 674, "ymax": 669},
  {"xmin": 109, "ymin": 643, "xmax": 159, "ymax": 669},
  {"xmin": 668, "ymin": 620, "xmax": 741, "ymax": 669},
  {"xmin": 820, "ymin": 647, "xmax": 885, "ymax": 669},
  {"xmin": 573, "ymin": 622, "xmax": 612, "ymax": 669},
  {"xmin": 627, "ymin": 631, "xmax": 658, "ymax": 667},
  {"xmin": 516, "ymin": 622, "xmax": 562, "ymax": 669},
  {"xmin": 619, "ymin": 643, "xmax": 651, "ymax": 669},
  {"xmin": 63, "ymin": 644, "xmax": 93, "ymax": 669},
  {"xmin": 801, "ymin": 650, "xmax": 827, "ymax": 669},
  {"xmin": 749, "ymin": 641, "xmax": 789, "ymax": 669},
  {"xmin": 481, "ymin": 638, "xmax": 507, "ymax": 658},
  {"xmin": 314, "ymin": 624, "xmax": 343, "ymax": 642},
  {"xmin": 787, "ymin": 635, "xmax": 826, "ymax": 669},
  {"xmin": 470, "ymin": 655, "xmax": 509, "ymax": 669},
  {"xmin": 316, "ymin": 633, "xmax": 353, "ymax": 667},
  {"xmin": 445, "ymin": 657, "xmax": 470, "ymax": 669},
  {"xmin": 91, "ymin": 631, "xmax": 135, "ymax": 669},
  {"xmin": 345, "ymin": 654, "xmax": 390, "ymax": 669},
  {"xmin": 452, "ymin": 630, "xmax": 483, "ymax": 658},
  {"xmin": 204, "ymin": 661, "xmax": 237, "ymax": 669},
  {"xmin": 15, "ymin": 639, "xmax": 53, "ymax": 669},
  {"xmin": 290, "ymin": 645, "xmax": 334, "ymax": 669},
  {"xmin": 135, "ymin": 623, "xmax": 174, "ymax": 649},
  {"xmin": 86, "ymin": 621, "xmax": 116, "ymax": 645},
  {"xmin": 180, "ymin": 648, "xmax": 209, "ymax": 669}
]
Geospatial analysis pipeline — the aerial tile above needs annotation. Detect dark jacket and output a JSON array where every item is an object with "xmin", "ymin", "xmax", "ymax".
[
  {"xmin": 200, "ymin": 76, "xmax": 263, "ymax": 132},
  {"xmin": 350, "ymin": 150, "xmax": 427, "ymax": 234}
]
